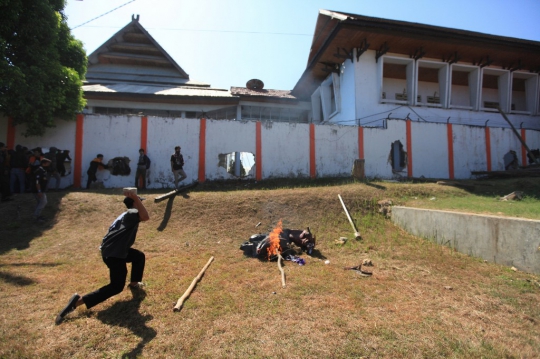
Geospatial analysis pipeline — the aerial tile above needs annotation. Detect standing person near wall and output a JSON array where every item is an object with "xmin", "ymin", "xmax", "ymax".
[
  {"xmin": 44, "ymin": 147, "xmax": 61, "ymax": 191},
  {"xmin": 55, "ymin": 191, "xmax": 150, "ymax": 325},
  {"xmin": 32, "ymin": 157, "xmax": 51, "ymax": 222},
  {"xmin": 86, "ymin": 154, "xmax": 109, "ymax": 189},
  {"xmin": 135, "ymin": 149, "xmax": 151, "ymax": 190},
  {"xmin": 0, "ymin": 142, "xmax": 13, "ymax": 202},
  {"xmin": 56, "ymin": 150, "xmax": 72, "ymax": 177},
  {"xmin": 9, "ymin": 144, "xmax": 27, "ymax": 195},
  {"xmin": 170, "ymin": 145, "xmax": 187, "ymax": 189}
]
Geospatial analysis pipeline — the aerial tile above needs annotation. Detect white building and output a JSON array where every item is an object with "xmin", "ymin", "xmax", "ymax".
[{"xmin": 294, "ymin": 10, "xmax": 540, "ymax": 130}]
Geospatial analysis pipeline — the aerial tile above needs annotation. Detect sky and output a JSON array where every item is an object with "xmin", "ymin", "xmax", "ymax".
[{"xmin": 64, "ymin": 0, "xmax": 540, "ymax": 91}]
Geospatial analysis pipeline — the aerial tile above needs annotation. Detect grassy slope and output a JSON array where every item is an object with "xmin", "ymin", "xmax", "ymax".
[{"xmin": 0, "ymin": 179, "xmax": 539, "ymax": 358}]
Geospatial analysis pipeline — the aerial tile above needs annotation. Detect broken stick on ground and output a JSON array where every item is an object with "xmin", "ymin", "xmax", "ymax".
[
  {"xmin": 173, "ymin": 256, "xmax": 214, "ymax": 312},
  {"xmin": 338, "ymin": 194, "xmax": 362, "ymax": 240},
  {"xmin": 277, "ymin": 252, "xmax": 286, "ymax": 288}
]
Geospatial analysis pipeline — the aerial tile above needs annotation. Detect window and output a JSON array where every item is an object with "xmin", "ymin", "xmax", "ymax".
[
  {"xmin": 480, "ymin": 68, "xmax": 510, "ymax": 112},
  {"xmin": 319, "ymin": 73, "xmax": 341, "ymax": 120},
  {"xmin": 415, "ymin": 60, "xmax": 449, "ymax": 108},
  {"xmin": 510, "ymin": 72, "xmax": 538, "ymax": 115},
  {"xmin": 379, "ymin": 56, "xmax": 415, "ymax": 105},
  {"xmin": 449, "ymin": 64, "xmax": 480, "ymax": 110}
]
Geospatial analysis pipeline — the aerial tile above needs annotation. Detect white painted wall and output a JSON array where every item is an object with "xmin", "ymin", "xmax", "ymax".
[
  {"xmin": 146, "ymin": 116, "xmax": 200, "ymax": 188},
  {"xmin": 315, "ymin": 124, "xmax": 358, "ymax": 177},
  {"xmin": 410, "ymin": 121, "xmax": 449, "ymax": 179},
  {"xmin": 363, "ymin": 120, "xmax": 407, "ymax": 178},
  {"xmin": 205, "ymin": 119, "xmax": 256, "ymax": 180},
  {"xmin": 1, "ymin": 114, "xmax": 540, "ymax": 186},
  {"xmin": 490, "ymin": 127, "xmax": 523, "ymax": 170},
  {"xmin": 260, "ymin": 122, "xmax": 310, "ymax": 178},
  {"xmin": 337, "ymin": 58, "xmax": 356, "ymax": 125},
  {"xmin": 452, "ymin": 125, "xmax": 487, "ymax": 178},
  {"xmin": 83, "ymin": 114, "xmax": 142, "ymax": 188}
]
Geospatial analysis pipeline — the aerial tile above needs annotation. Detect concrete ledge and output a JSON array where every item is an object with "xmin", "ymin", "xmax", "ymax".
[{"xmin": 391, "ymin": 206, "xmax": 540, "ymax": 274}]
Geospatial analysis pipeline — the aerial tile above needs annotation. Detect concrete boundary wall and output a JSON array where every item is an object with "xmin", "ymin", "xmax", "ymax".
[
  {"xmin": 1, "ymin": 115, "xmax": 539, "ymax": 189},
  {"xmin": 391, "ymin": 206, "xmax": 540, "ymax": 274}
]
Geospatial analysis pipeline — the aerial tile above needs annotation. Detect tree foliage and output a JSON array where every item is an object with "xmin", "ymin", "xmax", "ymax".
[{"xmin": 0, "ymin": 0, "xmax": 87, "ymax": 136}]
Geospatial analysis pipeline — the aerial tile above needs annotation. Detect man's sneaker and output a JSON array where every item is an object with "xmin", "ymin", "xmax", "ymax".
[
  {"xmin": 55, "ymin": 293, "xmax": 80, "ymax": 325},
  {"xmin": 128, "ymin": 282, "xmax": 145, "ymax": 289},
  {"xmin": 128, "ymin": 283, "xmax": 146, "ymax": 300}
]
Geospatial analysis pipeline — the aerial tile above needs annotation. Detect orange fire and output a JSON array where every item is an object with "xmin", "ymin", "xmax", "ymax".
[{"xmin": 267, "ymin": 219, "xmax": 283, "ymax": 260}]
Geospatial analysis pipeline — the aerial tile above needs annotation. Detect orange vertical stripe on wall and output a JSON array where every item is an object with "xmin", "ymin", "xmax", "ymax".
[
  {"xmin": 74, "ymin": 114, "xmax": 84, "ymax": 188},
  {"xmin": 310, "ymin": 123, "xmax": 316, "ymax": 178},
  {"xmin": 139, "ymin": 116, "xmax": 148, "ymax": 188},
  {"xmin": 198, "ymin": 118, "xmax": 206, "ymax": 182},
  {"xmin": 447, "ymin": 123, "xmax": 454, "ymax": 179},
  {"xmin": 406, "ymin": 120, "xmax": 413, "ymax": 178},
  {"xmin": 140, "ymin": 116, "xmax": 148, "ymax": 150},
  {"xmin": 521, "ymin": 128, "xmax": 527, "ymax": 167},
  {"xmin": 358, "ymin": 126, "xmax": 364, "ymax": 159},
  {"xmin": 255, "ymin": 121, "xmax": 262, "ymax": 181},
  {"xmin": 7, "ymin": 117, "xmax": 15, "ymax": 149},
  {"xmin": 485, "ymin": 127, "xmax": 491, "ymax": 172}
]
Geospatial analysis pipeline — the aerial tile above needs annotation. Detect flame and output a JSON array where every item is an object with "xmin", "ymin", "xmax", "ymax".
[{"xmin": 267, "ymin": 220, "xmax": 283, "ymax": 260}]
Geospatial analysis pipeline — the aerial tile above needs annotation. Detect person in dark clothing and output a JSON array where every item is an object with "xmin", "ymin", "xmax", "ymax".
[
  {"xmin": 170, "ymin": 145, "xmax": 186, "ymax": 189},
  {"xmin": 55, "ymin": 191, "xmax": 150, "ymax": 324},
  {"xmin": 56, "ymin": 150, "xmax": 72, "ymax": 176},
  {"xmin": 44, "ymin": 147, "xmax": 61, "ymax": 191},
  {"xmin": 32, "ymin": 157, "xmax": 51, "ymax": 222},
  {"xmin": 135, "ymin": 148, "xmax": 151, "ymax": 190},
  {"xmin": 0, "ymin": 142, "xmax": 13, "ymax": 202},
  {"xmin": 86, "ymin": 154, "xmax": 109, "ymax": 189},
  {"xmin": 9, "ymin": 144, "xmax": 27, "ymax": 194}
]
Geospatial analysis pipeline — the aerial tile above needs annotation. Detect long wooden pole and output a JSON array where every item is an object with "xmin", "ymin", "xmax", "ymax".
[
  {"xmin": 338, "ymin": 194, "xmax": 362, "ymax": 240},
  {"xmin": 173, "ymin": 256, "xmax": 214, "ymax": 312},
  {"xmin": 497, "ymin": 107, "xmax": 539, "ymax": 165}
]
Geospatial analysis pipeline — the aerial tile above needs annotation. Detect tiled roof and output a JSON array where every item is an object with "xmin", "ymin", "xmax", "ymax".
[
  {"xmin": 230, "ymin": 87, "xmax": 297, "ymax": 99},
  {"xmin": 83, "ymin": 83, "xmax": 234, "ymax": 97}
]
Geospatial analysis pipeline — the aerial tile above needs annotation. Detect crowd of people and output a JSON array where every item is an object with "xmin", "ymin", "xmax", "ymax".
[
  {"xmin": 0, "ymin": 142, "xmax": 72, "ymax": 222},
  {"xmin": 0, "ymin": 144, "xmax": 187, "ymax": 223}
]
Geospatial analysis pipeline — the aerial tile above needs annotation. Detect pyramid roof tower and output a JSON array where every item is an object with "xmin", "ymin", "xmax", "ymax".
[{"xmin": 85, "ymin": 15, "xmax": 207, "ymax": 87}]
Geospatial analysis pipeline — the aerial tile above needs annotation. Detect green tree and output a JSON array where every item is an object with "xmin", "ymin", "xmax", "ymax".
[{"xmin": 0, "ymin": 0, "xmax": 87, "ymax": 136}]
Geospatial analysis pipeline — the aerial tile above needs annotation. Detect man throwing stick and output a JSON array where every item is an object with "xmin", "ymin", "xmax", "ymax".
[{"xmin": 55, "ymin": 191, "xmax": 150, "ymax": 324}]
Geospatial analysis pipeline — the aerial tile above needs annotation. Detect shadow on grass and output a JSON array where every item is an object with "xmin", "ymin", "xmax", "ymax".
[
  {"xmin": 156, "ymin": 195, "xmax": 175, "ymax": 232},
  {"xmin": 0, "ymin": 262, "xmax": 60, "ymax": 286},
  {"xmin": 96, "ymin": 290, "xmax": 156, "ymax": 359},
  {"xmin": 0, "ymin": 192, "xmax": 66, "ymax": 255},
  {"xmin": 0, "ymin": 270, "xmax": 36, "ymax": 286},
  {"xmin": 365, "ymin": 182, "xmax": 387, "ymax": 190}
]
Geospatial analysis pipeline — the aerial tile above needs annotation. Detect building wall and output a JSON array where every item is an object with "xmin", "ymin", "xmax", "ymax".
[
  {"xmin": 327, "ymin": 50, "xmax": 540, "ymax": 131},
  {"xmin": 147, "ymin": 116, "xmax": 201, "ymax": 187},
  {"xmin": 410, "ymin": 121, "xmax": 449, "ymax": 179},
  {"xmin": 260, "ymin": 121, "xmax": 310, "ymax": 178},
  {"xmin": 315, "ymin": 124, "xmax": 358, "ymax": 177},
  {"xmin": 363, "ymin": 122, "xmax": 400, "ymax": 178},
  {"xmin": 1, "ymin": 114, "xmax": 539, "ymax": 188},
  {"xmin": 452, "ymin": 125, "xmax": 488, "ymax": 178}
]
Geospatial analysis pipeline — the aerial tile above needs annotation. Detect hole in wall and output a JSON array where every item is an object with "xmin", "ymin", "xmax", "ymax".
[
  {"xmin": 217, "ymin": 152, "xmax": 255, "ymax": 177},
  {"xmin": 503, "ymin": 150, "xmax": 518, "ymax": 170},
  {"xmin": 388, "ymin": 140, "xmax": 407, "ymax": 173}
]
